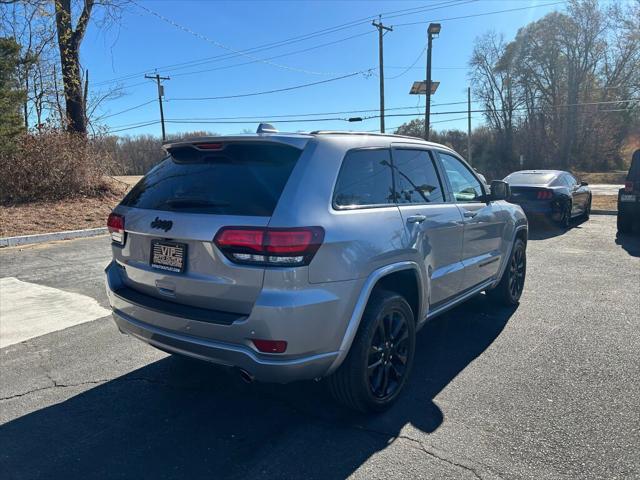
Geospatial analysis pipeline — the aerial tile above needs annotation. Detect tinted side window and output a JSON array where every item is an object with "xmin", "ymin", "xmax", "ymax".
[
  {"xmin": 564, "ymin": 173, "xmax": 578, "ymax": 187},
  {"xmin": 392, "ymin": 149, "xmax": 444, "ymax": 204},
  {"xmin": 333, "ymin": 149, "xmax": 394, "ymax": 208},
  {"xmin": 439, "ymin": 153, "xmax": 483, "ymax": 202}
]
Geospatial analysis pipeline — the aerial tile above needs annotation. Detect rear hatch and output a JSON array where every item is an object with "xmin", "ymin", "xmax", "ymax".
[{"xmin": 112, "ymin": 140, "xmax": 304, "ymax": 315}]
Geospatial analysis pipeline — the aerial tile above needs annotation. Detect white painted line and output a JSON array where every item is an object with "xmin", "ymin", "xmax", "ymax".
[
  {"xmin": 0, "ymin": 228, "xmax": 108, "ymax": 248},
  {"xmin": 0, "ymin": 277, "xmax": 111, "ymax": 348}
]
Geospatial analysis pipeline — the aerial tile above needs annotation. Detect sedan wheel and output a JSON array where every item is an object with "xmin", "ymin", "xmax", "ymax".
[{"xmin": 559, "ymin": 202, "xmax": 572, "ymax": 228}]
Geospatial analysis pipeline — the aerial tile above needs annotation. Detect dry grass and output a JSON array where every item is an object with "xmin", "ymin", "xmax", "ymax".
[
  {"xmin": 0, "ymin": 180, "xmax": 129, "ymax": 238},
  {"xmin": 577, "ymin": 171, "xmax": 627, "ymax": 184},
  {"xmin": 592, "ymin": 195, "xmax": 618, "ymax": 211},
  {"xmin": 1, "ymin": 131, "xmax": 115, "ymax": 204},
  {"xmin": 111, "ymin": 175, "xmax": 143, "ymax": 187}
]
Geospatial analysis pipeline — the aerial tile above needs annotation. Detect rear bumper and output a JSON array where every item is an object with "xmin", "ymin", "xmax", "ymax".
[
  {"xmin": 510, "ymin": 200, "xmax": 553, "ymax": 215},
  {"xmin": 111, "ymin": 309, "xmax": 338, "ymax": 383},
  {"xmin": 618, "ymin": 192, "xmax": 640, "ymax": 217},
  {"xmin": 105, "ymin": 261, "xmax": 362, "ymax": 383}
]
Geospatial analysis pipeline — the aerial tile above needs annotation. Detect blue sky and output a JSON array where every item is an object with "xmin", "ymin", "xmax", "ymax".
[{"xmin": 83, "ymin": 0, "xmax": 569, "ymax": 137}]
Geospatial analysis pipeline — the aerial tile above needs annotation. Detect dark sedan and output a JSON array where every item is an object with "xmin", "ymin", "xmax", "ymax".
[{"xmin": 504, "ymin": 170, "xmax": 592, "ymax": 227}]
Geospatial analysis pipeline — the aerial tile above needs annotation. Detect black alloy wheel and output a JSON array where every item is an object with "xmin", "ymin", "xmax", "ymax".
[
  {"xmin": 560, "ymin": 202, "xmax": 572, "ymax": 228},
  {"xmin": 487, "ymin": 238, "xmax": 527, "ymax": 306},
  {"xmin": 508, "ymin": 242, "xmax": 526, "ymax": 301},
  {"xmin": 367, "ymin": 309, "xmax": 411, "ymax": 400},
  {"xmin": 327, "ymin": 290, "xmax": 416, "ymax": 412}
]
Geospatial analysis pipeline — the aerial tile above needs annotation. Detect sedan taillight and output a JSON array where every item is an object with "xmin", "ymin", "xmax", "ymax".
[
  {"xmin": 107, "ymin": 213, "xmax": 125, "ymax": 245},
  {"xmin": 625, "ymin": 181, "xmax": 634, "ymax": 192},
  {"xmin": 536, "ymin": 190, "xmax": 553, "ymax": 200},
  {"xmin": 214, "ymin": 226, "xmax": 324, "ymax": 267}
]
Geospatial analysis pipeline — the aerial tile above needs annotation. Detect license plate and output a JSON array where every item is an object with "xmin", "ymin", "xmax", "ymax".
[
  {"xmin": 620, "ymin": 194, "xmax": 636, "ymax": 202},
  {"xmin": 150, "ymin": 240, "xmax": 187, "ymax": 273}
]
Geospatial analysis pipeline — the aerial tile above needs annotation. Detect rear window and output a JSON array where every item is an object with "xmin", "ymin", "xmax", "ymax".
[
  {"xmin": 120, "ymin": 143, "xmax": 302, "ymax": 216},
  {"xmin": 504, "ymin": 172, "xmax": 556, "ymax": 185}
]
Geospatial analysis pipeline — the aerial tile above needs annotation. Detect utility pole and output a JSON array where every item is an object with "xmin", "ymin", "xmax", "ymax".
[
  {"xmin": 372, "ymin": 17, "xmax": 392, "ymax": 133},
  {"xmin": 145, "ymin": 73, "xmax": 170, "ymax": 141},
  {"xmin": 467, "ymin": 87, "xmax": 472, "ymax": 165},
  {"xmin": 425, "ymin": 23, "xmax": 441, "ymax": 140}
]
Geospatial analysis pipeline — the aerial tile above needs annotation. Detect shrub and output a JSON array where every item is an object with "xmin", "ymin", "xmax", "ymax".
[{"xmin": 0, "ymin": 130, "xmax": 114, "ymax": 204}]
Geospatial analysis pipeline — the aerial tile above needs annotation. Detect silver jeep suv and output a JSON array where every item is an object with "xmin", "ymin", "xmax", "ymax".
[{"xmin": 105, "ymin": 127, "xmax": 527, "ymax": 412}]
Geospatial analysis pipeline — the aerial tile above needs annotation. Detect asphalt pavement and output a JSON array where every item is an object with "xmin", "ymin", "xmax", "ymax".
[{"xmin": 0, "ymin": 216, "xmax": 639, "ymax": 479}]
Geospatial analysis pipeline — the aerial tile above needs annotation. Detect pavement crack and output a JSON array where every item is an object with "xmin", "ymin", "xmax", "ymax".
[
  {"xmin": 0, "ymin": 375, "xmax": 177, "ymax": 402},
  {"xmin": 252, "ymin": 391, "xmax": 501, "ymax": 480},
  {"xmin": 0, "ymin": 379, "xmax": 110, "ymax": 401},
  {"xmin": 396, "ymin": 435, "xmax": 494, "ymax": 480}
]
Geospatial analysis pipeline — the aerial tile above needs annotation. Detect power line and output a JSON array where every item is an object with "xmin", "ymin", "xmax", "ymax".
[
  {"xmin": 393, "ymin": 1, "xmax": 567, "ymax": 27},
  {"xmin": 108, "ymin": 120, "xmax": 160, "ymax": 134},
  {"xmin": 95, "ymin": 99, "xmax": 156, "ymax": 120},
  {"xmin": 168, "ymin": 31, "xmax": 375, "ymax": 80},
  {"xmin": 93, "ymin": 0, "xmax": 471, "ymax": 87},
  {"xmin": 98, "ymin": 100, "xmax": 475, "ymax": 130},
  {"xmin": 105, "ymin": 99, "xmax": 636, "ymax": 133},
  {"xmin": 132, "ymin": 0, "xmax": 361, "ymax": 77},
  {"xmin": 385, "ymin": 46, "xmax": 426, "ymax": 80},
  {"xmin": 371, "ymin": 115, "xmax": 476, "ymax": 132},
  {"xmin": 167, "ymin": 71, "xmax": 371, "ymax": 101}
]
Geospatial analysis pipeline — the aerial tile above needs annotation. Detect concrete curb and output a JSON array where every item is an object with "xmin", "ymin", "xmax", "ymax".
[
  {"xmin": 591, "ymin": 210, "xmax": 617, "ymax": 216},
  {"xmin": 0, "ymin": 227, "xmax": 108, "ymax": 248}
]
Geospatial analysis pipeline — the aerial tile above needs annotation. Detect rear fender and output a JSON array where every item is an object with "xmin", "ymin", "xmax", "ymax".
[{"xmin": 325, "ymin": 261, "xmax": 425, "ymax": 375}]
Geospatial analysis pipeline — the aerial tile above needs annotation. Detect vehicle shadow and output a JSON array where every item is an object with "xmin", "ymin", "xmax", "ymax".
[
  {"xmin": 527, "ymin": 216, "xmax": 587, "ymax": 240},
  {"xmin": 0, "ymin": 295, "xmax": 516, "ymax": 479},
  {"xmin": 615, "ymin": 232, "xmax": 640, "ymax": 257}
]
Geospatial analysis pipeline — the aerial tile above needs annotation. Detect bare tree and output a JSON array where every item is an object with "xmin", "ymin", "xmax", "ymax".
[
  {"xmin": 53, "ymin": 0, "xmax": 94, "ymax": 134},
  {"xmin": 469, "ymin": 31, "xmax": 521, "ymax": 168}
]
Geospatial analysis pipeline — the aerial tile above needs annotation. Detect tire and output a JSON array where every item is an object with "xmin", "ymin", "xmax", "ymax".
[
  {"xmin": 327, "ymin": 290, "xmax": 416, "ymax": 413},
  {"xmin": 583, "ymin": 196, "xmax": 591, "ymax": 221},
  {"xmin": 487, "ymin": 238, "xmax": 526, "ymax": 306},
  {"xmin": 558, "ymin": 201, "xmax": 572, "ymax": 229},
  {"xmin": 617, "ymin": 210, "xmax": 632, "ymax": 234}
]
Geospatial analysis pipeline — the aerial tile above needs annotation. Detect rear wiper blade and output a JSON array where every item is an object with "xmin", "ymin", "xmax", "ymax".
[{"xmin": 163, "ymin": 198, "xmax": 230, "ymax": 208}]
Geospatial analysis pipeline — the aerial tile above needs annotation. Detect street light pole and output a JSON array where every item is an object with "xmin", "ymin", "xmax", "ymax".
[{"xmin": 424, "ymin": 23, "xmax": 440, "ymax": 141}]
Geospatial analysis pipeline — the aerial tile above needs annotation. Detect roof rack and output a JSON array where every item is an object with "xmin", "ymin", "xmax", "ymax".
[{"xmin": 309, "ymin": 130, "xmax": 428, "ymax": 142}]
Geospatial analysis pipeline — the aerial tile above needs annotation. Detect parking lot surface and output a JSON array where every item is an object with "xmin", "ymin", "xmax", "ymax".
[{"xmin": 0, "ymin": 216, "xmax": 638, "ymax": 479}]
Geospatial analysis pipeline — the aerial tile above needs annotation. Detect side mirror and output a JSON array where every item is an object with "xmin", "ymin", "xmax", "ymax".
[
  {"xmin": 490, "ymin": 180, "xmax": 510, "ymax": 201},
  {"xmin": 580, "ymin": 181, "xmax": 588, "ymax": 187}
]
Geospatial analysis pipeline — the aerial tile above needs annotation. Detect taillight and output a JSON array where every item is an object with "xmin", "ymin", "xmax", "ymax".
[
  {"xmin": 252, "ymin": 339, "xmax": 287, "ymax": 353},
  {"xmin": 625, "ymin": 181, "xmax": 633, "ymax": 192},
  {"xmin": 214, "ymin": 226, "xmax": 324, "ymax": 267},
  {"xmin": 194, "ymin": 142, "xmax": 223, "ymax": 150},
  {"xmin": 536, "ymin": 190, "xmax": 553, "ymax": 200},
  {"xmin": 107, "ymin": 213, "xmax": 125, "ymax": 245}
]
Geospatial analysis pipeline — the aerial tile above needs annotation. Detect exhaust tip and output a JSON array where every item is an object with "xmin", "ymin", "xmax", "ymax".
[{"xmin": 238, "ymin": 368, "xmax": 254, "ymax": 384}]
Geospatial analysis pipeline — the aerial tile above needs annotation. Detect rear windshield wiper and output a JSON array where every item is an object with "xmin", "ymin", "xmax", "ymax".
[{"xmin": 162, "ymin": 198, "xmax": 231, "ymax": 209}]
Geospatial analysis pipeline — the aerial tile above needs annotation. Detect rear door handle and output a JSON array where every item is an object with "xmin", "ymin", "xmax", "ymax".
[
  {"xmin": 463, "ymin": 211, "xmax": 478, "ymax": 218},
  {"xmin": 407, "ymin": 214, "xmax": 426, "ymax": 224}
]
